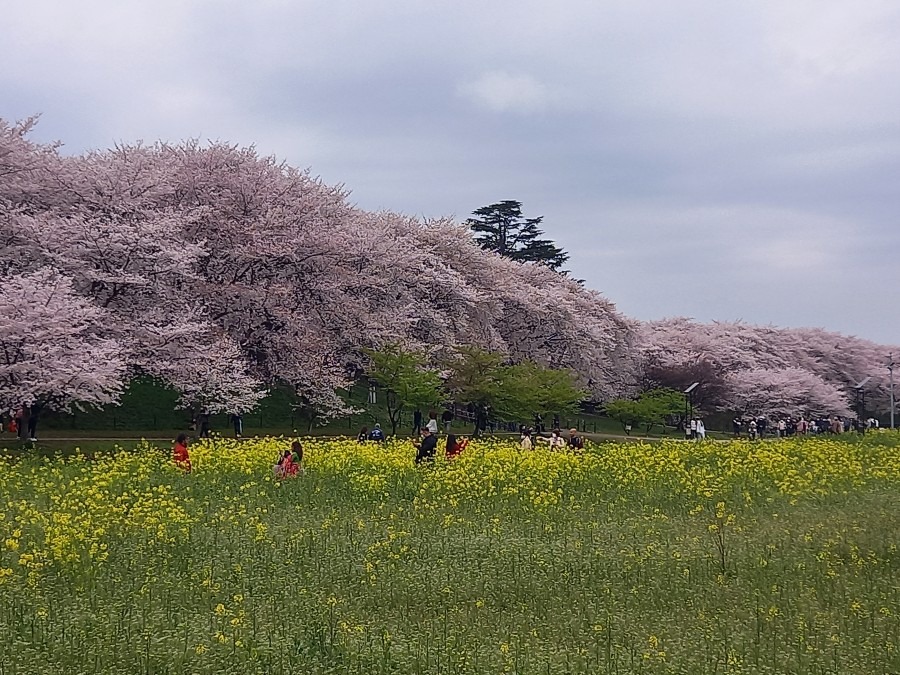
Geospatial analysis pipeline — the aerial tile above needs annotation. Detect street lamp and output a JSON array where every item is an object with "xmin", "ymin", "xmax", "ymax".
[
  {"xmin": 889, "ymin": 354, "xmax": 895, "ymax": 430},
  {"xmin": 683, "ymin": 382, "xmax": 700, "ymax": 434},
  {"xmin": 852, "ymin": 376, "xmax": 871, "ymax": 426}
]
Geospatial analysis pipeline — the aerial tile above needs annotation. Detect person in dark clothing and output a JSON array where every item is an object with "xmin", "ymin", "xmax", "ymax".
[
  {"xmin": 414, "ymin": 428, "xmax": 438, "ymax": 465},
  {"xmin": 369, "ymin": 424, "xmax": 386, "ymax": 442},
  {"xmin": 230, "ymin": 413, "xmax": 243, "ymax": 438},
  {"xmin": 198, "ymin": 410, "xmax": 211, "ymax": 438},
  {"xmin": 446, "ymin": 434, "xmax": 468, "ymax": 460},
  {"xmin": 26, "ymin": 402, "xmax": 42, "ymax": 441},
  {"xmin": 567, "ymin": 428, "xmax": 584, "ymax": 451},
  {"xmin": 412, "ymin": 410, "xmax": 423, "ymax": 436},
  {"xmin": 441, "ymin": 409, "xmax": 453, "ymax": 434},
  {"xmin": 357, "ymin": 426, "xmax": 369, "ymax": 443},
  {"xmin": 14, "ymin": 407, "xmax": 25, "ymax": 441}
]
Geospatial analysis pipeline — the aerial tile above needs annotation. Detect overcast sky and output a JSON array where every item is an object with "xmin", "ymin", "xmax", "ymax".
[{"xmin": 3, "ymin": 0, "xmax": 899, "ymax": 343}]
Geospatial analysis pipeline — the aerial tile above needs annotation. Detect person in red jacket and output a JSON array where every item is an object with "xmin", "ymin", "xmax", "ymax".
[
  {"xmin": 445, "ymin": 434, "xmax": 468, "ymax": 460},
  {"xmin": 173, "ymin": 433, "xmax": 192, "ymax": 472}
]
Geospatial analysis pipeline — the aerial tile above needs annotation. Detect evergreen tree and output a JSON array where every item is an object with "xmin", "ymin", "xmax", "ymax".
[{"xmin": 466, "ymin": 200, "xmax": 569, "ymax": 271}]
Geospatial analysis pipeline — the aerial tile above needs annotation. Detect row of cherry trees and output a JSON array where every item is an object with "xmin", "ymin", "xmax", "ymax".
[
  {"xmin": 0, "ymin": 117, "xmax": 636, "ymax": 421},
  {"xmin": 2, "ymin": 117, "xmax": 896, "ymax": 424},
  {"xmin": 640, "ymin": 318, "xmax": 897, "ymax": 419}
]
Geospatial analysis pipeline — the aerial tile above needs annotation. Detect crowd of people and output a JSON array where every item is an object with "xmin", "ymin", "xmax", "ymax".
[
  {"xmin": 356, "ymin": 412, "xmax": 470, "ymax": 466},
  {"xmin": 731, "ymin": 415, "xmax": 880, "ymax": 439},
  {"xmin": 155, "ymin": 406, "xmax": 893, "ymax": 475},
  {"xmin": 518, "ymin": 426, "xmax": 585, "ymax": 451}
]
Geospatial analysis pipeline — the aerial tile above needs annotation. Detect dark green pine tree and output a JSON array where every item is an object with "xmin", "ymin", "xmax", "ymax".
[{"xmin": 466, "ymin": 200, "xmax": 570, "ymax": 272}]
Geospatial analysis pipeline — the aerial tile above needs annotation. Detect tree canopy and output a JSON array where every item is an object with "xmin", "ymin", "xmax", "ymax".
[
  {"xmin": 365, "ymin": 345, "xmax": 443, "ymax": 435},
  {"xmin": 605, "ymin": 388, "xmax": 684, "ymax": 433},
  {"xmin": 2, "ymin": 116, "xmax": 898, "ymax": 423},
  {"xmin": 0, "ymin": 118, "xmax": 635, "ymax": 417},
  {"xmin": 466, "ymin": 200, "xmax": 570, "ymax": 271}
]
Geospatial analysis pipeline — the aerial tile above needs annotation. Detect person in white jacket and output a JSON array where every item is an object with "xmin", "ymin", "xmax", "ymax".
[{"xmin": 696, "ymin": 419, "xmax": 706, "ymax": 440}]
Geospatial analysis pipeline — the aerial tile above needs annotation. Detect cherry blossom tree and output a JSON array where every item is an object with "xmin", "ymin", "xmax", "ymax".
[
  {"xmin": 641, "ymin": 318, "xmax": 898, "ymax": 415},
  {"xmin": 723, "ymin": 368, "xmax": 852, "ymax": 419},
  {"xmin": 0, "ymin": 268, "xmax": 127, "ymax": 415}
]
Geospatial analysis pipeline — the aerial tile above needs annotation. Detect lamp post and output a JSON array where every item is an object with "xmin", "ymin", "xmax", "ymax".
[
  {"xmin": 889, "ymin": 354, "xmax": 895, "ymax": 430},
  {"xmin": 853, "ymin": 376, "xmax": 871, "ymax": 428},
  {"xmin": 683, "ymin": 382, "xmax": 700, "ymax": 436}
]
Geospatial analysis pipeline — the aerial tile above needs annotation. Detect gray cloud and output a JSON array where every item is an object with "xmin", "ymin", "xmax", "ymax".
[{"xmin": 2, "ymin": 0, "xmax": 899, "ymax": 343}]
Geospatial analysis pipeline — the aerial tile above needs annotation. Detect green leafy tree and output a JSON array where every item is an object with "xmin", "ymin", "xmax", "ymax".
[
  {"xmin": 445, "ymin": 347, "xmax": 585, "ymax": 434},
  {"xmin": 444, "ymin": 347, "xmax": 505, "ymax": 435},
  {"xmin": 501, "ymin": 361, "xmax": 586, "ymax": 421},
  {"xmin": 604, "ymin": 399, "xmax": 644, "ymax": 433},
  {"xmin": 466, "ymin": 200, "xmax": 570, "ymax": 271},
  {"xmin": 365, "ymin": 345, "xmax": 444, "ymax": 435},
  {"xmin": 605, "ymin": 388, "xmax": 684, "ymax": 434}
]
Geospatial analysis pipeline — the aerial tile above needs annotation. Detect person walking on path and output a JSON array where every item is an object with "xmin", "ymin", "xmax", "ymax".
[{"xmin": 230, "ymin": 413, "xmax": 243, "ymax": 438}]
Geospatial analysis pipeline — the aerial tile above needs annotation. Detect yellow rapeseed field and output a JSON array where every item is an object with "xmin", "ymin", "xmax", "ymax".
[{"xmin": 0, "ymin": 433, "xmax": 898, "ymax": 673}]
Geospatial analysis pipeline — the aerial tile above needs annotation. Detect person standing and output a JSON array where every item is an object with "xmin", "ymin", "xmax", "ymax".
[
  {"xmin": 696, "ymin": 419, "xmax": 706, "ymax": 441},
  {"xmin": 198, "ymin": 410, "xmax": 211, "ymax": 438},
  {"xmin": 549, "ymin": 429, "xmax": 566, "ymax": 449},
  {"xmin": 173, "ymin": 433, "xmax": 192, "ymax": 472},
  {"xmin": 230, "ymin": 413, "xmax": 243, "ymax": 438},
  {"xmin": 14, "ymin": 407, "xmax": 25, "ymax": 441},
  {"xmin": 441, "ymin": 409, "xmax": 453, "ymax": 434},
  {"xmin": 412, "ymin": 410, "xmax": 423, "ymax": 436},
  {"xmin": 568, "ymin": 428, "xmax": 584, "ymax": 451},
  {"xmin": 426, "ymin": 412, "xmax": 439, "ymax": 435}
]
